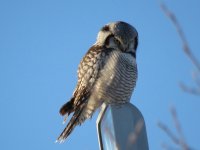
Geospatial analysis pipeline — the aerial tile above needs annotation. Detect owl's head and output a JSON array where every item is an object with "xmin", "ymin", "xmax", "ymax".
[{"xmin": 96, "ymin": 21, "xmax": 138, "ymax": 57}]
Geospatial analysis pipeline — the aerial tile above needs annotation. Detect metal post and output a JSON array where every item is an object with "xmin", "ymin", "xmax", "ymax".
[{"xmin": 96, "ymin": 103, "xmax": 149, "ymax": 150}]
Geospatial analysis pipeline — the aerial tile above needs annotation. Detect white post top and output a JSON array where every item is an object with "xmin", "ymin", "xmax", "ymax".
[{"xmin": 96, "ymin": 103, "xmax": 149, "ymax": 150}]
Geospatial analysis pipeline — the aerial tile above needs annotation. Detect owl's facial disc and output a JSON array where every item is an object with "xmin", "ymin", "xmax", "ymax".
[{"xmin": 97, "ymin": 21, "xmax": 138, "ymax": 54}]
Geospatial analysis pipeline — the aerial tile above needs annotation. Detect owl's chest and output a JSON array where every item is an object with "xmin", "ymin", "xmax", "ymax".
[{"xmin": 91, "ymin": 51, "xmax": 137, "ymax": 103}]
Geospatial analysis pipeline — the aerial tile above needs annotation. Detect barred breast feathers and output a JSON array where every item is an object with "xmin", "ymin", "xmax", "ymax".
[{"xmin": 89, "ymin": 49, "xmax": 137, "ymax": 105}]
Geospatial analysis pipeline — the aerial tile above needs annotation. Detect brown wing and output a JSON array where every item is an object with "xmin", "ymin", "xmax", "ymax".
[
  {"xmin": 57, "ymin": 45, "xmax": 108, "ymax": 142},
  {"xmin": 73, "ymin": 45, "xmax": 105, "ymax": 106}
]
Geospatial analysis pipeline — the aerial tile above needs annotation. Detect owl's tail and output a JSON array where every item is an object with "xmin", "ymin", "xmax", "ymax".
[{"xmin": 56, "ymin": 103, "xmax": 85, "ymax": 143}]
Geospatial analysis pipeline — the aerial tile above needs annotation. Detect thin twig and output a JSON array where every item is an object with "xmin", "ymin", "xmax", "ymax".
[
  {"xmin": 161, "ymin": 143, "xmax": 178, "ymax": 150},
  {"xmin": 192, "ymin": 71, "xmax": 200, "ymax": 87},
  {"xmin": 158, "ymin": 106, "xmax": 191, "ymax": 150},
  {"xmin": 170, "ymin": 107, "xmax": 190, "ymax": 150},
  {"xmin": 160, "ymin": 2, "xmax": 200, "ymax": 96},
  {"xmin": 158, "ymin": 122, "xmax": 180, "ymax": 146},
  {"xmin": 160, "ymin": 2, "xmax": 200, "ymax": 71},
  {"xmin": 179, "ymin": 82, "xmax": 200, "ymax": 96}
]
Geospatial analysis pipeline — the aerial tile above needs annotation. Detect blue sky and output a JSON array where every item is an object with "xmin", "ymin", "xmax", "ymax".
[{"xmin": 0, "ymin": 0, "xmax": 200, "ymax": 149}]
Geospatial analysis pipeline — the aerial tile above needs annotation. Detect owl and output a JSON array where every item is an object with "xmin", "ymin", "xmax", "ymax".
[{"xmin": 57, "ymin": 21, "xmax": 138, "ymax": 142}]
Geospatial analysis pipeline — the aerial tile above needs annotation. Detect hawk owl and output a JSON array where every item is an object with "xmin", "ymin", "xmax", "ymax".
[{"xmin": 57, "ymin": 21, "xmax": 138, "ymax": 142}]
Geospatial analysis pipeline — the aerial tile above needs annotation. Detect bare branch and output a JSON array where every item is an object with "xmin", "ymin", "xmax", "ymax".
[
  {"xmin": 192, "ymin": 71, "xmax": 200, "ymax": 87},
  {"xmin": 160, "ymin": 2, "xmax": 200, "ymax": 71},
  {"xmin": 160, "ymin": 1, "xmax": 200, "ymax": 96},
  {"xmin": 179, "ymin": 82, "xmax": 200, "ymax": 96},
  {"xmin": 158, "ymin": 122, "xmax": 180, "ymax": 146},
  {"xmin": 161, "ymin": 143, "xmax": 178, "ymax": 150},
  {"xmin": 170, "ymin": 107, "xmax": 190, "ymax": 150},
  {"xmin": 158, "ymin": 2, "xmax": 198, "ymax": 150},
  {"xmin": 158, "ymin": 106, "xmax": 191, "ymax": 150}
]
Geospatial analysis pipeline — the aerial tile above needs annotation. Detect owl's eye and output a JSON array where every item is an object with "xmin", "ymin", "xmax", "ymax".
[
  {"xmin": 105, "ymin": 34, "xmax": 114, "ymax": 46},
  {"xmin": 114, "ymin": 38, "xmax": 121, "ymax": 46},
  {"xmin": 114, "ymin": 38, "xmax": 124, "ymax": 51},
  {"xmin": 105, "ymin": 35, "xmax": 123, "ymax": 50}
]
